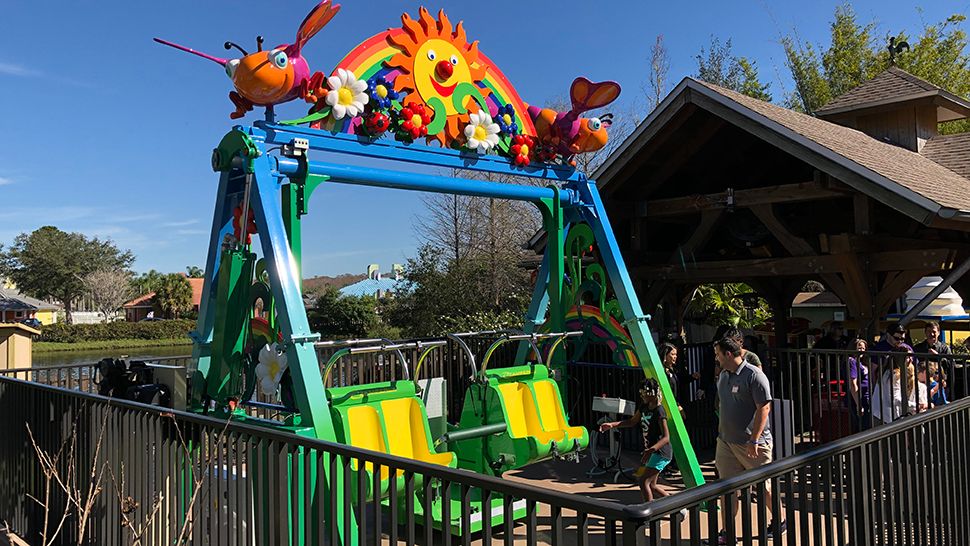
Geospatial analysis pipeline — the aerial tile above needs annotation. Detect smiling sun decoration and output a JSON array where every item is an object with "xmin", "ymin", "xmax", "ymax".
[{"xmin": 386, "ymin": 8, "xmax": 491, "ymax": 146}]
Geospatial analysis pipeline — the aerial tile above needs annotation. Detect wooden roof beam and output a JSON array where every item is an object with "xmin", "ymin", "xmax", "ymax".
[
  {"xmin": 634, "ymin": 180, "xmax": 849, "ymax": 218},
  {"xmin": 635, "ymin": 248, "xmax": 955, "ymax": 281}
]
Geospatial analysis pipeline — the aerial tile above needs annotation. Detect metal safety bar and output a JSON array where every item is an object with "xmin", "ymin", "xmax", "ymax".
[
  {"xmin": 322, "ymin": 339, "xmax": 414, "ymax": 385},
  {"xmin": 479, "ymin": 330, "xmax": 583, "ymax": 377},
  {"xmin": 445, "ymin": 330, "xmax": 505, "ymax": 379},
  {"xmin": 313, "ymin": 338, "xmax": 385, "ymax": 349},
  {"xmin": 411, "ymin": 340, "xmax": 448, "ymax": 386}
]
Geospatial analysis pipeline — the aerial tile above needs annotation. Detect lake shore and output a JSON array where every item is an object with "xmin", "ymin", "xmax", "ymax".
[{"xmin": 33, "ymin": 338, "xmax": 193, "ymax": 353}]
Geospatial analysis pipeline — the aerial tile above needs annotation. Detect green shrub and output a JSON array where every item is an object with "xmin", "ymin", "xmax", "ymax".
[{"xmin": 39, "ymin": 319, "xmax": 196, "ymax": 343}]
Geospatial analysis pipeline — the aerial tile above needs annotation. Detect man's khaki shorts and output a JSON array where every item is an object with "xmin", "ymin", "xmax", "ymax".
[{"xmin": 715, "ymin": 438, "xmax": 773, "ymax": 482}]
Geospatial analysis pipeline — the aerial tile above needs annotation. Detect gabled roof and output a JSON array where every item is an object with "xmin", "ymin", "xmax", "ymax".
[
  {"xmin": 921, "ymin": 132, "xmax": 970, "ymax": 180},
  {"xmin": 816, "ymin": 66, "xmax": 970, "ymax": 122},
  {"xmin": 596, "ymin": 77, "xmax": 970, "ymax": 225},
  {"xmin": 0, "ymin": 286, "xmax": 60, "ymax": 312}
]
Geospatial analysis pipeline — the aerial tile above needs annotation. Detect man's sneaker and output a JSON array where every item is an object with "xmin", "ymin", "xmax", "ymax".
[{"xmin": 767, "ymin": 519, "xmax": 787, "ymax": 537}]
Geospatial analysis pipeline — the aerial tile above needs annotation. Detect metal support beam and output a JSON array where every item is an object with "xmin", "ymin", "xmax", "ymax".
[
  {"xmin": 900, "ymin": 254, "xmax": 970, "ymax": 324},
  {"xmin": 275, "ymin": 157, "xmax": 577, "ymax": 205},
  {"xmin": 571, "ymin": 176, "xmax": 705, "ymax": 489}
]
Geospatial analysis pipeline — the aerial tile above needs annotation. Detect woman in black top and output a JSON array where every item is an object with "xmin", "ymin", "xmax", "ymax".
[{"xmin": 599, "ymin": 378, "xmax": 678, "ymax": 503}]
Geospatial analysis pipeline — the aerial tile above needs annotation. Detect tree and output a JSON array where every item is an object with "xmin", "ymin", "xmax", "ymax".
[
  {"xmin": 152, "ymin": 274, "xmax": 193, "ymax": 319},
  {"xmin": 307, "ymin": 286, "xmax": 378, "ymax": 339},
  {"xmin": 0, "ymin": 226, "xmax": 133, "ymax": 324},
  {"xmin": 185, "ymin": 266, "xmax": 204, "ymax": 278},
  {"xmin": 385, "ymin": 245, "xmax": 532, "ymax": 337},
  {"xmin": 695, "ymin": 36, "xmax": 772, "ymax": 101},
  {"xmin": 783, "ymin": 6, "xmax": 970, "ymax": 122},
  {"xmin": 782, "ymin": 4, "xmax": 880, "ymax": 113},
  {"xmin": 82, "ymin": 268, "xmax": 133, "ymax": 322},
  {"xmin": 645, "ymin": 34, "xmax": 670, "ymax": 110},
  {"xmin": 132, "ymin": 269, "xmax": 165, "ymax": 296},
  {"xmin": 685, "ymin": 283, "xmax": 770, "ymax": 329}
]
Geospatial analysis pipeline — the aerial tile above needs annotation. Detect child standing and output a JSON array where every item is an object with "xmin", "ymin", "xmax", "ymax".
[{"xmin": 599, "ymin": 378, "xmax": 676, "ymax": 503}]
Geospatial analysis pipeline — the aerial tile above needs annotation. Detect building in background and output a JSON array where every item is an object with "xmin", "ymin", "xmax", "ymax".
[
  {"xmin": 0, "ymin": 279, "xmax": 60, "ymax": 325},
  {"xmin": 338, "ymin": 264, "xmax": 403, "ymax": 298}
]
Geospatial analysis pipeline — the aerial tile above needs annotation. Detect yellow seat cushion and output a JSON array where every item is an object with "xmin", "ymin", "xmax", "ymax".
[
  {"xmin": 380, "ymin": 398, "xmax": 456, "ymax": 468},
  {"xmin": 345, "ymin": 405, "xmax": 395, "ymax": 480},
  {"xmin": 495, "ymin": 382, "xmax": 566, "ymax": 445},
  {"xmin": 531, "ymin": 380, "xmax": 584, "ymax": 441}
]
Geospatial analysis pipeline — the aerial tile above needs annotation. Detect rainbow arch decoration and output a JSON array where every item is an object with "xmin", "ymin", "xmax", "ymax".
[
  {"xmin": 326, "ymin": 10, "xmax": 536, "ymax": 146},
  {"xmin": 281, "ymin": 6, "xmax": 620, "ymax": 168},
  {"xmin": 552, "ymin": 304, "xmax": 639, "ymax": 367}
]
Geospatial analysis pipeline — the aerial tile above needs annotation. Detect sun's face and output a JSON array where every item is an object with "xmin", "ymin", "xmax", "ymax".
[
  {"xmin": 413, "ymin": 39, "xmax": 472, "ymax": 114},
  {"xmin": 386, "ymin": 8, "xmax": 490, "ymax": 145}
]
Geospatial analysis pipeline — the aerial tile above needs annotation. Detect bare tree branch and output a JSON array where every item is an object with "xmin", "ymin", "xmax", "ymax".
[{"xmin": 81, "ymin": 268, "xmax": 133, "ymax": 322}]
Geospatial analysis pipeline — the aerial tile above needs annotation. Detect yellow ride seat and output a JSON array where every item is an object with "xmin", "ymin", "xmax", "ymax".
[
  {"xmin": 495, "ymin": 382, "xmax": 566, "ymax": 445},
  {"xmin": 343, "ymin": 404, "xmax": 396, "ymax": 481},
  {"xmin": 380, "ymin": 397, "xmax": 456, "ymax": 468},
  {"xmin": 530, "ymin": 379, "xmax": 586, "ymax": 442}
]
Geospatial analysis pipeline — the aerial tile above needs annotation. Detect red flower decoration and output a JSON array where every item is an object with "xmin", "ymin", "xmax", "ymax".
[
  {"xmin": 510, "ymin": 134, "xmax": 534, "ymax": 167},
  {"xmin": 364, "ymin": 111, "xmax": 390, "ymax": 136},
  {"xmin": 399, "ymin": 103, "xmax": 433, "ymax": 140},
  {"xmin": 232, "ymin": 205, "xmax": 257, "ymax": 245}
]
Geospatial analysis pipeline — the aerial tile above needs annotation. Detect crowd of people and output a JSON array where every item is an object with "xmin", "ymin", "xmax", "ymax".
[{"xmin": 597, "ymin": 320, "xmax": 962, "ymax": 542}]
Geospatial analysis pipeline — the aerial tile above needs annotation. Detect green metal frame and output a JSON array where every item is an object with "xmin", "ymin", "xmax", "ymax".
[{"xmin": 190, "ymin": 123, "xmax": 704, "ymax": 544}]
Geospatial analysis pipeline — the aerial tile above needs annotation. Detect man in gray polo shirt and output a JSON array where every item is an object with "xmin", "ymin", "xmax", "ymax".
[{"xmin": 711, "ymin": 336, "xmax": 785, "ymax": 543}]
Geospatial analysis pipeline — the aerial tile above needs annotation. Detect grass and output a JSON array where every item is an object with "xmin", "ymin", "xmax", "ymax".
[{"xmin": 33, "ymin": 338, "xmax": 193, "ymax": 353}]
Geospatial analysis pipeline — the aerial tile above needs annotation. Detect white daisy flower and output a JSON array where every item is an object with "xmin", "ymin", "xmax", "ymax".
[
  {"xmin": 463, "ymin": 110, "xmax": 501, "ymax": 153},
  {"xmin": 254, "ymin": 343, "xmax": 288, "ymax": 396},
  {"xmin": 325, "ymin": 68, "xmax": 369, "ymax": 120}
]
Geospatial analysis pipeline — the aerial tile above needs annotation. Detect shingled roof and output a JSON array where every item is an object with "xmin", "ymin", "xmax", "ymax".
[
  {"xmin": 922, "ymin": 132, "xmax": 970, "ymax": 180},
  {"xmin": 816, "ymin": 66, "xmax": 970, "ymax": 121},
  {"xmin": 0, "ymin": 286, "xmax": 60, "ymax": 312},
  {"xmin": 596, "ymin": 77, "xmax": 970, "ymax": 224}
]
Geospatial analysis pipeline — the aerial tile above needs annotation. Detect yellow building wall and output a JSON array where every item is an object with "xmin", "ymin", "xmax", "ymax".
[{"xmin": 34, "ymin": 310, "xmax": 57, "ymax": 325}]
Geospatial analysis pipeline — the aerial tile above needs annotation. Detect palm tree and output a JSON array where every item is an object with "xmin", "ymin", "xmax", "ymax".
[
  {"xmin": 685, "ymin": 283, "xmax": 770, "ymax": 329},
  {"xmin": 153, "ymin": 274, "xmax": 193, "ymax": 319}
]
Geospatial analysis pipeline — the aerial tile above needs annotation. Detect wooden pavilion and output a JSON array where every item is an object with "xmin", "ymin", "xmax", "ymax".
[{"xmin": 595, "ymin": 67, "xmax": 970, "ymax": 344}]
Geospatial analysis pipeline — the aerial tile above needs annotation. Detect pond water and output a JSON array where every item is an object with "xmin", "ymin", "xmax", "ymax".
[{"xmin": 31, "ymin": 345, "xmax": 193, "ymax": 367}]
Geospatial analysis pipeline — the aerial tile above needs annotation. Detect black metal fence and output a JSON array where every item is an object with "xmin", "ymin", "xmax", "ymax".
[
  {"xmin": 0, "ymin": 376, "xmax": 648, "ymax": 545},
  {"xmin": 629, "ymin": 393, "xmax": 970, "ymax": 545},
  {"xmin": 766, "ymin": 348, "xmax": 970, "ymax": 447}
]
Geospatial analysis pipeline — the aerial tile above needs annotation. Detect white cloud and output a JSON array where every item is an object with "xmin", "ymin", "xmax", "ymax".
[
  {"xmin": 0, "ymin": 61, "xmax": 97, "ymax": 89},
  {"xmin": 0, "ymin": 62, "xmax": 41, "ymax": 77},
  {"xmin": 163, "ymin": 219, "xmax": 200, "ymax": 227},
  {"xmin": 175, "ymin": 228, "xmax": 207, "ymax": 236},
  {"xmin": 0, "ymin": 177, "xmax": 13, "ymax": 186}
]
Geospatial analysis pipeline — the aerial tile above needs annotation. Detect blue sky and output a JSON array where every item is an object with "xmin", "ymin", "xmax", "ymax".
[{"xmin": 1, "ymin": 0, "xmax": 967, "ymax": 276}]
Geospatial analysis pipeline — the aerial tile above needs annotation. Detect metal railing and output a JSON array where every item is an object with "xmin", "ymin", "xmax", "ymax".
[
  {"xmin": 0, "ymin": 376, "xmax": 648, "ymax": 545},
  {"xmin": 767, "ymin": 348, "xmax": 970, "ymax": 446},
  {"xmin": 628, "ymin": 393, "xmax": 970, "ymax": 545},
  {"xmin": 0, "ymin": 356, "xmax": 195, "ymax": 394}
]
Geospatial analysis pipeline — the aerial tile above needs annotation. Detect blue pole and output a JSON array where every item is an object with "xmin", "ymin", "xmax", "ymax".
[
  {"xmin": 274, "ymin": 157, "xmax": 577, "ymax": 205},
  {"xmin": 190, "ymin": 170, "xmax": 235, "ymax": 402}
]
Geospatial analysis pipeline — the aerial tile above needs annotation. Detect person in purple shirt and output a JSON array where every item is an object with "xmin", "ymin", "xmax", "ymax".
[
  {"xmin": 846, "ymin": 338, "xmax": 872, "ymax": 431},
  {"xmin": 873, "ymin": 322, "xmax": 906, "ymax": 354}
]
